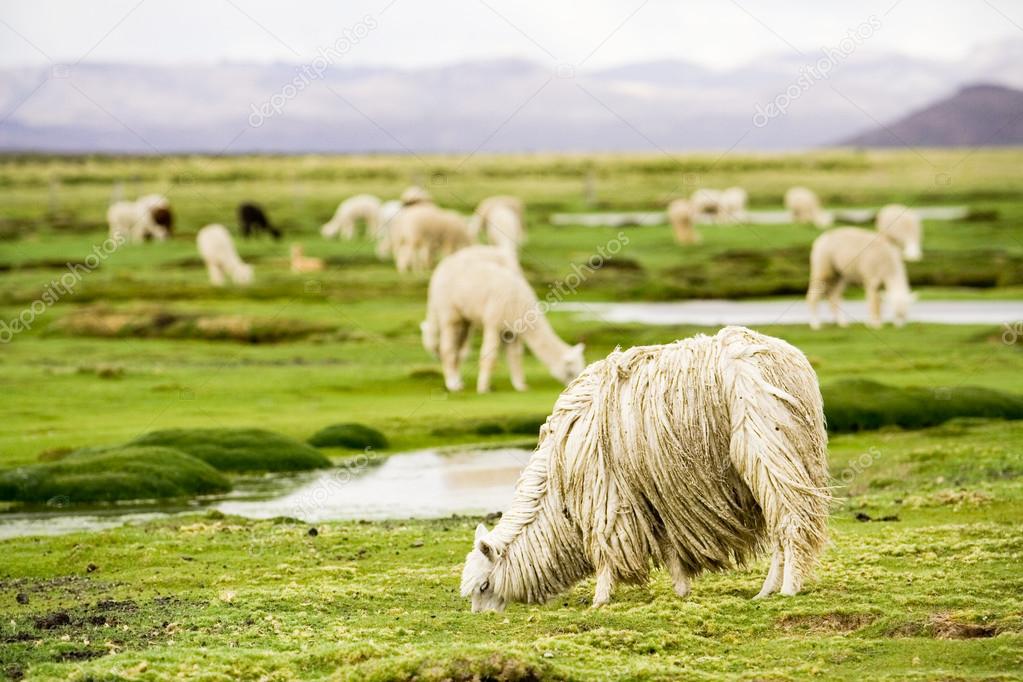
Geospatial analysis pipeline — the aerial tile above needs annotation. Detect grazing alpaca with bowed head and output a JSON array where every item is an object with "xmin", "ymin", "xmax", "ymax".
[
  {"xmin": 391, "ymin": 203, "xmax": 472, "ymax": 273},
  {"xmin": 108, "ymin": 194, "xmax": 173, "ymax": 243},
  {"xmin": 321, "ymin": 194, "xmax": 382, "ymax": 240},
  {"xmin": 785, "ymin": 187, "xmax": 833, "ymax": 228},
  {"xmin": 875, "ymin": 204, "xmax": 923, "ymax": 261},
  {"xmin": 666, "ymin": 199, "xmax": 699, "ymax": 244},
  {"xmin": 807, "ymin": 227, "xmax": 915, "ymax": 329},
  {"xmin": 462, "ymin": 326, "xmax": 830, "ymax": 611},
  {"xmin": 290, "ymin": 244, "xmax": 324, "ymax": 273},
  {"xmin": 196, "ymin": 224, "xmax": 253, "ymax": 286},
  {"xmin": 238, "ymin": 202, "xmax": 281, "ymax": 240},
  {"xmin": 423, "ymin": 246, "xmax": 584, "ymax": 393}
]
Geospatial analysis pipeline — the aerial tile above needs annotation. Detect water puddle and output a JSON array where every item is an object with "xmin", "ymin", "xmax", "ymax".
[
  {"xmin": 558, "ymin": 299, "xmax": 1023, "ymax": 326},
  {"xmin": 0, "ymin": 448, "xmax": 530, "ymax": 539}
]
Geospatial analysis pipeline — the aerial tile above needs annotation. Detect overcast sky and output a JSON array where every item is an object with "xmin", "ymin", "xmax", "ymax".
[{"xmin": 1, "ymin": 0, "xmax": 1021, "ymax": 70}]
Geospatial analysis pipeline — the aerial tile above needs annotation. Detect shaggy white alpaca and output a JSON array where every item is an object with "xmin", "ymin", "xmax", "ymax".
[
  {"xmin": 690, "ymin": 188, "xmax": 722, "ymax": 218},
  {"xmin": 785, "ymin": 187, "xmax": 833, "ymax": 228},
  {"xmin": 422, "ymin": 246, "xmax": 585, "ymax": 393},
  {"xmin": 320, "ymin": 194, "xmax": 382, "ymax": 240},
  {"xmin": 107, "ymin": 194, "xmax": 172, "ymax": 243},
  {"xmin": 196, "ymin": 224, "xmax": 253, "ymax": 286},
  {"xmin": 666, "ymin": 199, "xmax": 699, "ymax": 244},
  {"xmin": 400, "ymin": 185, "xmax": 432, "ymax": 206},
  {"xmin": 290, "ymin": 244, "xmax": 324, "ymax": 273},
  {"xmin": 875, "ymin": 204, "xmax": 923, "ymax": 261},
  {"xmin": 461, "ymin": 326, "xmax": 830, "ymax": 612},
  {"xmin": 807, "ymin": 227, "xmax": 915, "ymax": 329},
  {"xmin": 374, "ymin": 200, "xmax": 404, "ymax": 260},
  {"xmin": 467, "ymin": 195, "xmax": 526, "ymax": 240},
  {"xmin": 390, "ymin": 203, "xmax": 472, "ymax": 273},
  {"xmin": 719, "ymin": 187, "xmax": 748, "ymax": 224}
]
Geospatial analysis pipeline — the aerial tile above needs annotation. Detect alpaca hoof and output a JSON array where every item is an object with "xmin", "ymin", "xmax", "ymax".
[
  {"xmin": 780, "ymin": 588, "xmax": 799, "ymax": 597},
  {"xmin": 591, "ymin": 596, "xmax": 610, "ymax": 609},
  {"xmin": 512, "ymin": 383, "xmax": 528, "ymax": 392},
  {"xmin": 753, "ymin": 589, "xmax": 774, "ymax": 600},
  {"xmin": 446, "ymin": 380, "xmax": 464, "ymax": 392},
  {"xmin": 476, "ymin": 386, "xmax": 491, "ymax": 394},
  {"xmin": 673, "ymin": 582, "xmax": 691, "ymax": 599}
]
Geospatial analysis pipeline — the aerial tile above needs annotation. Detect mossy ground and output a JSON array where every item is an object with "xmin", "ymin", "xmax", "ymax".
[
  {"xmin": 0, "ymin": 151, "xmax": 1021, "ymax": 679},
  {"xmin": 128, "ymin": 428, "xmax": 331, "ymax": 472}
]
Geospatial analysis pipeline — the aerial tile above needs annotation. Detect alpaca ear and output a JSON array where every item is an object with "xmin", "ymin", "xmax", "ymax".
[
  {"xmin": 572, "ymin": 343, "xmax": 585, "ymax": 355},
  {"xmin": 474, "ymin": 523, "xmax": 488, "ymax": 542}
]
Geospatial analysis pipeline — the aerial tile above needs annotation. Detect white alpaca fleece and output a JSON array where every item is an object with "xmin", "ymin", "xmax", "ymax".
[
  {"xmin": 423, "ymin": 246, "xmax": 585, "ymax": 393},
  {"xmin": 666, "ymin": 199, "xmax": 699, "ymax": 244},
  {"xmin": 107, "ymin": 194, "xmax": 171, "ymax": 243},
  {"xmin": 875, "ymin": 204, "xmax": 923, "ymax": 261},
  {"xmin": 690, "ymin": 188, "xmax": 722, "ymax": 217},
  {"xmin": 719, "ymin": 187, "xmax": 748, "ymax": 224},
  {"xmin": 321, "ymin": 194, "xmax": 382, "ymax": 240},
  {"xmin": 461, "ymin": 326, "xmax": 830, "ymax": 612},
  {"xmin": 196, "ymin": 224, "xmax": 253, "ymax": 286},
  {"xmin": 482, "ymin": 204, "xmax": 525, "ymax": 257},
  {"xmin": 390, "ymin": 203, "xmax": 472, "ymax": 273},
  {"xmin": 785, "ymin": 187, "xmax": 832, "ymax": 228},
  {"xmin": 467, "ymin": 195, "xmax": 526, "ymax": 240},
  {"xmin": 807, "ymin": 227, "xmax": 915, "ymax": 329},
  {"xmin": 374, "ymin": 200, "xmax": 404, "ymax": 260},
  {"xmin": 400, "ymin": 185, "xmax": 433, "ymax": 207}
]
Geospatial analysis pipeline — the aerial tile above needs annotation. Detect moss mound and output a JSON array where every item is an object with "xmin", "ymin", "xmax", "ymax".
[
  {"xmin": 823, "ymin": 380, "xmax": 1023, "ymax": 433},
  {"xmin": 130, "ymin": 428, "xmax": 330, "ymax": 471},
  {"xmin": 0, "ymin": 446, "xmax": 229, "ymax": 504},
  {"xmin": 308, "ymin": 423, "xmax": 389, "ymax": 450}
]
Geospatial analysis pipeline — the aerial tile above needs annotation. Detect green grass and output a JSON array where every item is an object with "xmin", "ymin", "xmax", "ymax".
[
  {"xmin": 308, "ymin": 423, "xmax": 389, "ymax": 450},
  {"xmin": 129, "ymin": 428, "xmax": 331, "ymax": 472},
  {"xmin": 0, "ymin": 446, "xmax": 229, "ymax": 504}
]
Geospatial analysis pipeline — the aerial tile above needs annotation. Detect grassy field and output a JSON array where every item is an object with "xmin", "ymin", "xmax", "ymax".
[{"xmin": 1, "ymin": 150, "xmax": 1022, "ymax": 680}]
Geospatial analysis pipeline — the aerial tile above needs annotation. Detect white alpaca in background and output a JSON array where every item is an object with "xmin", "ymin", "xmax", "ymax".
[
  {"xmin": 467, "ymin": 195, "xmax": 526, "ymax": 240},
  {"xmin": 666, "ymin": 199, "xmax": 699, "ymax": 244},
  {"xmin": 461, "ymin": 326, "xmax": 830, "ymax": 612},
  {"xmin": 785, "ymin": 187, "xmax": 833, "ymax": 228},
  {"xmin": 807, "ymin": 227, "xmax": 915, "ymax": 329},
  {"xmin": 374, "ymin": 200, "xmax": 404, "ymax": 260},
  {"xmin": 196, "ymin": 224, "xmax": 253, "ymax": 286},
  {"xmin": 390, "ymin": 203, "xmax": 472, "ymax": 273},
  {"xmin": 321, "ymin": 194, "xmax": 382, "ymax": 240},
  {"xmin": 422, "ymin": 246, "xmax": 585, "ymax": 393},
  {"xmin": 875, "ymin": 204, "xmax": 923, "ymax": 261},
  {"xmin": 400, "ymin": 185, "xmax": 432, "ymax": 207},
  {"xmin": 690, "ymin": 188, "xmax": 722, "ymax": 219},
  {"xmin": 107, "ymin": 194, "xmax": 173, "ymax": 243},
  {"xmin": 481, "ymin": 204, "xmax": 524, "ymax": 257},
  {"xmin": 719, "ymin": 187, "xmax": 748, "ymax": 224}
]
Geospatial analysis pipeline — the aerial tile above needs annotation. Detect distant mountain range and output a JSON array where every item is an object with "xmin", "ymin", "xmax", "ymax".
[
  {"xmin": 841, "ymin": 83, "xmax": 1023, "ymax": 147},
  {"xmin": 1, "ymin": 39, "xmax": 1021, "ymax": 153}
]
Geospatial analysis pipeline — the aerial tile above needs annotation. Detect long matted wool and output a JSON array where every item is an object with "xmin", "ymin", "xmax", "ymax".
[{"xmin": 462, "ymin": 325, "xmax": 831, "ymax": 610}]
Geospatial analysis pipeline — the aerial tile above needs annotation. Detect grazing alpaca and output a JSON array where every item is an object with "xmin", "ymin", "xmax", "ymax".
[
  {"xmin": 461, "ymin": 326, "xmax": 830, "ymax": 612},
  {"xmin": 290, "ymin": 244, "xmax": 324, "ymax": 273},
  {"xmin": 238, "ymin": 202, "xmax": 281, "ymax": 240},
  {"xmin": 391, "ymin": 203, "xmax": 472, "ymax": 273},
  {"xmin": 785, "ymin": 187, "xmax": 833, "ymax": 228},
  {"xmin": 108, "ymin": 194, "xmax": 173, "ymax": 243},
  {"xmin": 467, "ymin": 195, "xmax": 526, "ymax": 240},
  {"xmin": 719, "ymin": 187, "xmax": 748, "ymax": 224},
  {"xmin": 375, "ymin": 200, "xmax": 403, "ymax": 260},
  {"xmin": 807, "ymin": 227, "xmax": 915, "ymax": 329},
  {"xmin": 423, "ymin": 247, "xmax": 585, "ymax": 393},
  {"xmin": 666, "ymin": 199, "xmax": 699, "ymax": 244},
  {"xmin": 875, "ymin": 204, "xmax": 923, "ymax": 261},
  {"xmin": 196, "ymin": 224, "xmax": 253, "ymax": 286},
  {"xmin": 321, "ymin": 194, "xmax": 382, "ymax": 240},
  {"xmin": 690, "ymin": 188, "xmax": 722, "ymax": 219}
]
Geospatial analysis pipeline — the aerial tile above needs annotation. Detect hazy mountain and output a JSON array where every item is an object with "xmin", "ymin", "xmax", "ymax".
[
  {"xmin": 1, "ymin": 40, "xmax": 1021, "ymax": 153},
  {"xmin": 840, "ymin": 83, "xmax": 1023, "ymax": 147}
]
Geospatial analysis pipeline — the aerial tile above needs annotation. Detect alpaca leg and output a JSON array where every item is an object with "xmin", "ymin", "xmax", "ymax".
[
  {"xmin": 439, "ymin": 321, "xmax": 464, "ymax": 392},
  {"xmin": 806, "ymin": 279, "xmax": 826, "ymax": 330},
  {"xmin": 592, "ymin": 565, "xmax": 614, "ymax": 608},
  {"xmin": 476, "ymin": 325, "xmax": 501, "ymax": 394},
  {"xmin": 780, "ymin": 537, "xmax": 803, "ymax": 596},
  {"xmin": 506, "ymin": 337, "xmax": 528, "ymax": 392},
  {"xmin": 456, "ymin": 323, "xmax": 472, "ymax": 363},
  {"xmin": 754, "ymin": 547, "xmax": 784, "ymax": 599},
  {"xmin": 826, "ymin": 280, "xmax": 849, "ymax": 327},
  {"xmin": 865, "ymin": 283, "xmax": 882, "ymax": 329},
  {"xmin": 206, "ymin": 262, "xmax": 225, "ymax": 287},
  {"xmin": 664, "ymin": 553, "xmax": 691, "ymax": 598}
]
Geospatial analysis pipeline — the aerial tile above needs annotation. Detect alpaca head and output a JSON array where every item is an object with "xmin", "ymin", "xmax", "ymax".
[
  {"xmin": 552, "ymin": 343, "xmax": 586, "ymax": 384},
  {"xmin": 150, "ymin": 207, "xmax": 173, "ymax": 234},
  {"xmin": 888, "ymin": 289, "xmax": 916, "ymax": 326},
  {"xmin": 461, "ymin": 523, "xmax": 506, "ymax": 613}
]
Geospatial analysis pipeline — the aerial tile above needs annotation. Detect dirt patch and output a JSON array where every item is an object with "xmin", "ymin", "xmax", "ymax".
[
  {"xmin": 777, "ymin": 612, "xmax": 876, "ymax": 633},
  {"xmin": 51, "ymin": 306, "xmax": 337, "ymax": 344},
  {"xmin": 888, "ymin": 613, "xmax": 999, "ymax": 639}
]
